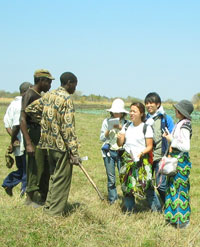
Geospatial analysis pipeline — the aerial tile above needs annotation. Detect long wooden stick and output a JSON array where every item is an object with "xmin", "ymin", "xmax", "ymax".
[{"xmin": 79, "ymin": 164, "xmax": 104, "ymax": 201}]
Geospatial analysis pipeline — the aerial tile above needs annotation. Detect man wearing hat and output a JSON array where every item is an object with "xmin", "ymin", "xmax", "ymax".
[
  {"xmin": 2, "ymin": 81, "xmax": 32, "ymax": 197},
  {"xmin": 20, "ymin": 69, "xmax": 54, "ymax": 205},
  {"xmin": 25, "ymin": 72, "xmax": 81, "ymax": 216}
]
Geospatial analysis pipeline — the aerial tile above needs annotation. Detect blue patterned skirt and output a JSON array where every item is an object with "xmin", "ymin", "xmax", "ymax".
[{"xmin": 164, "ymin": 150, "xmax": 191, "ymax": 226}]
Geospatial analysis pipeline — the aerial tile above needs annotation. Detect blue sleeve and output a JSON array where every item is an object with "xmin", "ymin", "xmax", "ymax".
[{"xmin": 166, "ymin": 115, "xmax": 174, "ymax": 133}]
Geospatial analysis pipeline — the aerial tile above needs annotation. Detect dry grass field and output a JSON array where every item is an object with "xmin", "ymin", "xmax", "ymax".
[{"xmin": 0, "ymin": 103, "xmax": 199, "ymax": 247}]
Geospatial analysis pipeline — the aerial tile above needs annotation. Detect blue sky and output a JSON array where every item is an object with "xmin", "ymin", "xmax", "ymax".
[{"xmin": 1, "ymin": 0, "xmax": 200, "ymax": 101}]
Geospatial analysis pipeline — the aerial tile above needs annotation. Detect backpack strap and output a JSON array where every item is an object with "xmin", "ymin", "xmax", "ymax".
[
  {"xmin": 143, "ymin": 123, "xmax": 154, "ymax": 165},
  {"xmin": 124, "ymin": 122, "xmax": 148, "ymax": 134},
  {"xmin": 124, "ymin": 121, "xmax": 131, "ymax": 132},
  {"xmin": 143, "ymin": 123, "xmax": 147, "ymax": 136}
]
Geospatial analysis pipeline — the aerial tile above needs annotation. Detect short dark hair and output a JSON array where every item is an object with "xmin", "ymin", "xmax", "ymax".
[
  {"xmin": 19, "ymin": 82, "xmax": 32, "ymax": 94},
  {"xmin": 144, "ymin": 92, "xmax": 161, "ymax": 105},
  {"xmin": 60, "ymin": 72, "xmax": 77, "ymax": 86},
  {"xmin": 130, "ymin": 102, "xmax": 146, "ymax": 122}
]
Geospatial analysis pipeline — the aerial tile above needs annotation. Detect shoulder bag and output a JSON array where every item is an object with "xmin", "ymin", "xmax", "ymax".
[{"xmin": 158, "ymin": 148, "xmax": 183, "ymax": 176}]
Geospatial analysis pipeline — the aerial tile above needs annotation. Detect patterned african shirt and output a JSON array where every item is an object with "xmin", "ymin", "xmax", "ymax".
[{"xmin": 25, "ymin": 87, "xmax": 79, "ymax": 156}]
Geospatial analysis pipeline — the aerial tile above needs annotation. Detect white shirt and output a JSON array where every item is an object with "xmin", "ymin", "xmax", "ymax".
[
  {"xmin": 3, "ymin": 96, "xmax": 25, "ymax": 156},
  {"xmin": 121, "ymin": 122, "xmax": 153, "ymax": 160},
  {"xmin": 100, "ymin": 117, "xmax": 127, "ymax": 157},
  {"xmin": 171, "ymin": 119, "xmax": 191, "ymax": 152}
]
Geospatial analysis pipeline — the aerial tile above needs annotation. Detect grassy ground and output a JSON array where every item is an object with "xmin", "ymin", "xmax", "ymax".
[{"xmin": 0, "ymin": 105, "xmax": 200, "ymax": 247}]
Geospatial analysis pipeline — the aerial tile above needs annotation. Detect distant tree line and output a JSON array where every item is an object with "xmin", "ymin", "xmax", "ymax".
[
  {"xmin": 0, "ymin": 90, "xmax": 19, "ymax": 98},
  {"xmin": 71, "ymin": 91, "xmax": 143, "ymax": 103},
  {"xmin": 1, "ymin": 89, "xmax": 199, "ymax": 105},
  {"xmin": 0, "ymin": 89, "xmax": 142, "ymax": 103},
  {"xmin": 71, "ymin": 91, "xmax": 179, "ymax": 104},
  {"xmin": 192, "ymin": 93, "xmax": 200, "ymax": 104}
]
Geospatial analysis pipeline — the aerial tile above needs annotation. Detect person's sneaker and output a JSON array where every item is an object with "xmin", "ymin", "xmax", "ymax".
[{"xmin": 4, "ymin": 187, "xmax": 13, "ymax": 197}]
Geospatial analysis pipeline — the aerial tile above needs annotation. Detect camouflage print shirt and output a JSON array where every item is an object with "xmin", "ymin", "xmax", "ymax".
[{"xmin": 25, "ymin": 87, "xmax": 79, "ymax": 156}]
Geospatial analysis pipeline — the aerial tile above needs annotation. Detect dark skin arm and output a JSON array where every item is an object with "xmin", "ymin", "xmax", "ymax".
[
  {"xmin": 5, "ymin": 127, "xmax": 13, "ymax": 153},
  {"xmin": 69, "ymin": 155, "xmax": 82, "ymax": 166},
  {"xmin": 5, "ymin": 127, "xmax": 20, "ymax": 153},
  {"xmin": 20, "ymin": 111, "xmax": 35, "ymax": 155},
  {"xmin": 5, "ymin": 127, "xmax": 12, "ymax": 137},
  {"xmin": 11, "ymin": 125, "xmax": 20, "ymax": 145}
]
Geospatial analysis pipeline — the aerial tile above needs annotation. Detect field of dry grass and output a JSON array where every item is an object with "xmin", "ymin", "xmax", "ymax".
[{"xmin": 0, "ymin": 104, "xmax": 199, "ymax": 247}]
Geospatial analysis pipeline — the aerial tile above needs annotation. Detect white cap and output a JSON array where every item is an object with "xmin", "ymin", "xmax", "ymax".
[{"xmin": 106, "ymin": 98, "xmax": 129, "ymax": 114}]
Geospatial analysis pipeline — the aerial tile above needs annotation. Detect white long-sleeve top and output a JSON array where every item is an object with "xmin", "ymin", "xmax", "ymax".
[
  {"xmin": 4, "ymin": 96, "xmax": 25, "ymax": 156},
  {"xmin": 171, "ymin": 119, "xmax": 192, "ymax": 152},
  {"xmin": 100, "ymin": 118, "xmax": 127, "ymax": 157}
]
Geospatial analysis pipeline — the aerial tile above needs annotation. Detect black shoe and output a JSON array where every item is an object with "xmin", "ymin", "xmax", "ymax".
[
  {"xmin": 4, "ymin": 187, "xmax": 13, "ymax": 197},
  {"xmin": 32, "ymin": 191, "xmax": 45, "ymax": 205}
]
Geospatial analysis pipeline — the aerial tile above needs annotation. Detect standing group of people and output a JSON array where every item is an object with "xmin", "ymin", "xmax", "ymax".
[
  {"xmin": 100, "ymin": 93, "xmax": 194, "ymax": 228},
  {"xmin": 2, "ymin": 75, "xmax": 194, "ymax": 227},
  {"xmin": 2, "ymin": 69, "xmax": 81, "ymax": 216}
]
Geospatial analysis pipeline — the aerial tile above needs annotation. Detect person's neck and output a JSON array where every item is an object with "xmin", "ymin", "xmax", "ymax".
[
  {"xmin": 31, "ymin": 85, "xmax": 42, "ymax": 96},
  {"xmin": 149, "ymin": 106, "xmax": 165, "ymax": 118},
  {"xmin": 178, "ymin": 116, "xmax": 186, "ymax": 121},
  {"xmin": 61, "ymin": 85, "xmax": 70, "ymax": 94},
  {"xmin": 132, "ymin": 119, "xmax": 142, "ymax": 126},
  {"xmin": 33, "ymin": 84, "xmax": 41, "ymax": 94}
]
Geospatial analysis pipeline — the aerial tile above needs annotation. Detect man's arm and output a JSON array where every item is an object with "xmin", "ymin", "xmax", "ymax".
[
  {"xmin": 11, "ymin": 125, "xmax": 20, "ymax": 145},
  {"xmin": 60, "ymin": 98, "xmax": 81, "ymax": 165},
  {"xmin": 5, "ymin": 127, "xmax": 12, "ymax": 137},
  {"xmin": 23, "ymin": 97, "xmax": 43, "ymax": 155},
  {"xmin": 5, "ymin": 125, "xmax": 20, "ymax": 154},
  {"xmin": 25, "ymin": 98, "xmax": 43, "ymax": 124},
  {"xmin": 20, "ymin": 111, "xmax": 35, "ymax": 154},
  {"xmin": 4, "ymin": 102, "xmax": 13, "ymax": 136}
]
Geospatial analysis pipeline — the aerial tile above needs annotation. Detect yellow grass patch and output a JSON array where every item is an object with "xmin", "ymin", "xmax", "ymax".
[{"xmin": 0, "ymin": 97, "xmax": 13, "ymax": 104}]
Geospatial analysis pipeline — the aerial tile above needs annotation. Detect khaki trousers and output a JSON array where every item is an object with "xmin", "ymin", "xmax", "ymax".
[
  {"xmin": 44, "ymin": 150, "xmax": 73, "ymax": 216},
  {"xmin": 26, "ymin": 125, "xmax": 50, "ymax": 202}
]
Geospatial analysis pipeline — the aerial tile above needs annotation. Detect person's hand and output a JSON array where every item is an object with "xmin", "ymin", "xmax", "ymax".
[
  {"xmin": 70, "ymin": 155, "xmax": 82, "ymax": 166},
  {"xmin": 113, "ymin": 124, "xmax": 122, "ymax": 130},
  {"xmin": 26, "ymin": 143, "xmax": 35, "ymax": 156},
  {"xmin": 13, "ymin": 140, "xmax": 20, "ymax": 147},
  {"xmin": 7, "ymin": 144, "xmax": 13, "ymax": 154},
  {"xmin": 117, "ymin": 132, "xmax": 123, "ymax": 139},
  {"xmin": 162, "ymin": 132, "xmax": 172, "ymax": 143},
  {"xmin": 137, "ymin": 151, "xmax": 144, "ymax": 160}
]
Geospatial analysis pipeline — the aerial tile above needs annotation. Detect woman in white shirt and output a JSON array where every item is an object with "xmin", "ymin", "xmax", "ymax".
[
  {"xmin": 117, "ymin": 102, "xmax": 161, "ymax": 212},
  {"xmin": 163, "ymin": 100, "xmax": 194, "ymax": 228}
]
